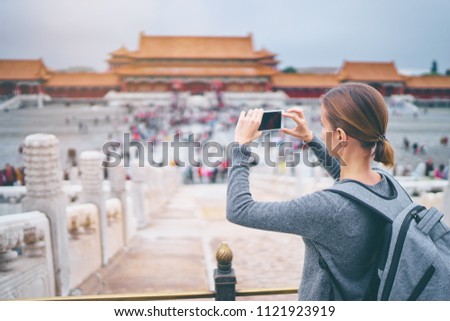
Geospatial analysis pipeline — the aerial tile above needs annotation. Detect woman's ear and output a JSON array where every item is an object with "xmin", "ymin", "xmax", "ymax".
[{"xmin": 336, "ymin": 127, "xmax": 348, "ymax": 142}]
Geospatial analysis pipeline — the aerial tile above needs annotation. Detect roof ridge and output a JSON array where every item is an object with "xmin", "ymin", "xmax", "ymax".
[
  {"xmin": 140, "ymin": 34, "xmax": 252, "ymax": 40},
  {"xmin": 0, "ymin": 59, "xmax": 43, "ymax": 63},
  {"xmin": 344, "ymin": 61, "xmax": 396, "ymax": 65}
]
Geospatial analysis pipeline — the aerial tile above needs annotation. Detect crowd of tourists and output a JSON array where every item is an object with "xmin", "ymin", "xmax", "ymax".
[
  {"xmin": 123, "ymin": 103, "xmax": 240, "ymax": 184},
  {"xmin": 0, "ymin": 163, "xmax": 25, "ymax": 186},
  {"xmin": 399, "ymin": 136, "xmax": 449, "ymax": 179}
]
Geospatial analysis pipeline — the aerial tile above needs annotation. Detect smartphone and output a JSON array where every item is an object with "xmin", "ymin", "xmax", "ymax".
[{"xmin": 258, "ymin": 110, "xmax": 283, "ymax": 131}]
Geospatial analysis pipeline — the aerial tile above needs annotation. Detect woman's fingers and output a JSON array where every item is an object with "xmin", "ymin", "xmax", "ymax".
[
  {"xmin": 250, "ymin": 108, "xmax": 258, "ymax": 121},
  {"xmin": 253, "ymin": 108, "xmax": 264, "ymax": 122},
  {"xmin": 286, "ymin": 107, "xmax": 305, "ymax": 119},
  {"xmin": 235, "ymin": 109, "xmax": 264, "ymax": 144},
  {"xmin": 236, "ymin": 111, "xmax": 245, "ymax": 127},
  {"xmin": 282, "ymin": 111, "xmax": 303, "ymax": 125}
]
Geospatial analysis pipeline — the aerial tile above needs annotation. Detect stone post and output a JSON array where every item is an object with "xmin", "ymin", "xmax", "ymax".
[
  {"xmin": 130, "ymin": 160, "xmax": 149, "ymax": 228},
  {"xmin": 214, "ymin": 242, "xmax": 236, "ymax": 301},
  {"xmin": 108, "ymin": 162, "xmax": 129, "ymax": 245},
  {"xmin": 37, "ymin": 84, "xmax": 44, "ymax": 109},
  {"xmin": 79, "ymin": 151, "xmax": 109, "ymax": 265},
  {"xmin": 21, "ymin": 133, "xmax": 70, "ymax": 296}
]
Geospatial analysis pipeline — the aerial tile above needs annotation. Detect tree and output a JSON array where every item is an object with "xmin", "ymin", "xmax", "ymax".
[
  {"xmin": 282, "ymin": 66, "xmax": 297, "ymax": 73},
  {"xmin": 430, "ymin": 60, "xmax": 438, "ymax": 74},
  {"xmin": 446, "ymin": 69, "xmax": 450, "ymax": 76}
]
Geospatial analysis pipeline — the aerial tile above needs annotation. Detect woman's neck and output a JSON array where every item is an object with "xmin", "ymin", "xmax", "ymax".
[{"xmin": 339, "ymin": 153, "xmax": 381, "ymax": 185}]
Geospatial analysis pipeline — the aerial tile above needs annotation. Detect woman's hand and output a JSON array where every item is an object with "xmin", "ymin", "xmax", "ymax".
[
  {"xmin": 281, "ymin": 107, "xmax": 314, "ymax": 142},
  {"xmin": 234, "ymin": 108, "xmax": 264, "ymax": 145}
]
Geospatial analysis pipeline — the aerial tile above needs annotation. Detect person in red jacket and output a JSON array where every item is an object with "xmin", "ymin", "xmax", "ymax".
[{"xmin": 3, "ymin": 163, "xmax": 17, "ymax": 186}]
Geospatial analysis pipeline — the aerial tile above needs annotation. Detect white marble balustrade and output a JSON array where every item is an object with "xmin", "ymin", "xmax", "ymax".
[
  {"xmin": 66, "ymin": 203, "xmax": 102, "ymax": 291},
  {"xmin": 0, "ymin": 211, "xmax": 55, "ymax": 299},
  {"xmin": 105, "ymin": 198, "xmax": 124, "ymax": 260}
]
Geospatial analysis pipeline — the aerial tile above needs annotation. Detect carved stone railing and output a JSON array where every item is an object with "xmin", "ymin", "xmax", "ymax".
[
  {"xmin": 106, "ymin": 198, "xmax": 121, "ymax": 226},
  {"xmin": 108, "ymin": 162, "xmax": 135, "ymax": 245},
  {"xmin": 0, "ymin": 225, "xmax": 23, "ymax": 272},
  {"xmin": 79, "ymin": 151, "xmax": 108, "ymax": 265},
  {"xmin": 130, "ymin": 160, "xmax": 150, "ymax": 228},
  {"xmin": 105, "ymin": 198, "xmax": 124, "ymax": 260},
  {"xmin": 66, "ymin": 203, "xmax": 101, "ymax": 290},
  {"xmin": 0, "ymin": 186, "xmax": 26, "ymax": 216},
  {"xmin": 22, "ymin": 134, "xmax": 62, "ymax": 197},
  {"xmin": 21, "ymin": 133, "xmax": 70, "ymax": 296},
  {"xmin": 0, "ymin": 211, "xmax": 55, "ymax": 299}
]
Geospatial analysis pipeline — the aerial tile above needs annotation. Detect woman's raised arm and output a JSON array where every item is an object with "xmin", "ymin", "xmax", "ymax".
[{"xmin": 282, "ymin": 107, "xmax": 340, "ymax": 180}]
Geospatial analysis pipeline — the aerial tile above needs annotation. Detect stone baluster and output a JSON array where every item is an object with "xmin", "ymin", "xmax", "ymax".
[
  {"xmin": 21, "ymin": 133, "xmax": 70, "ymax": 296},
  {"xmin": 108, "ymin": 162, "xmax": 129, "ymax": 245},
  {"xmin": 23, "ymin": 224, "xmax": 45, "ymax": 257},
  {"xmin": 214, "ymin": 242, "xmax": 236, "ymax": 301},
  {"xmin": 79, "ymin": 151, "xmax": 109, "ymax": 265},
  {"xmin": 81, "ymin": 209, "xmax": 96, "ymax": 234},
  {"xmin": 130, "ymin": 160, "xmax": 149, "ymax": 228},
  {"xmin": 68, "ymin": 216, "xmax": 81, "ymax": 240},
  {"xmin": 0, "ymin": 226, "xmax": 23, "ymax": 272}
]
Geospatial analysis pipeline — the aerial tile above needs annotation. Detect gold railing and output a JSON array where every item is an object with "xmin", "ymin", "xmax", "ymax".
[{"xmin": 36, "ymin": 288, "xmax": 298, "ymax": 301}]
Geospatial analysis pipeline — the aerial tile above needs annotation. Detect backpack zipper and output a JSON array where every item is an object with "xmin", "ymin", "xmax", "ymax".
[
  {"xmin": 381, "ymin": 205, "xmax": 425, "ymax": 300},
  {"xmin": 407, "ymin": 265, "xmax": 435, "ymax": 300}
]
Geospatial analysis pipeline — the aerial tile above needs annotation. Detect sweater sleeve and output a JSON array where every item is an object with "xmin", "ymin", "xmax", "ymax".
[
  {"xmin": 226, "ymin": 144, "xmax": 338, "ymax": 241},
  {"xmin": 305, "ymin": 134, "xmax": 341, "ymax": 181}
]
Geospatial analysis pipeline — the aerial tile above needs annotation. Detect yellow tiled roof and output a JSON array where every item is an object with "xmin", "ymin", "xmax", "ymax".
[
  {"xmin": 45, "ymin": 72, "xmax": 120, "ymax": 87},
  {"xmin": 117, "ymin": 34, "xmax": 276, "ymax": 60},
  {"xmin": 338, "ymin": 61, "xmax": 404, "ymax": 82},
  {"xmin": 0, "ymin": 59, "xmax": 49, "ymax": 80},
  {"xmin": 110, "ymin": 46, "xmax": 131, "ymax": 56},
  {"xmin": 405, "ymin": 75, "xmax": 450, "ymax": 89}
]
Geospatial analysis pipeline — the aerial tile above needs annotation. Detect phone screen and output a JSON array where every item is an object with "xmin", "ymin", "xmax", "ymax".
[{"xmin": 258, "ymin": 110, "xmax": 282, "ymax": 131}]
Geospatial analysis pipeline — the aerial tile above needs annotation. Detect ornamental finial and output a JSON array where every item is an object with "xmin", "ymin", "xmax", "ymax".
[{"xmin": 216, "ymin": 242, "xmax": 233, "ymax": 273}]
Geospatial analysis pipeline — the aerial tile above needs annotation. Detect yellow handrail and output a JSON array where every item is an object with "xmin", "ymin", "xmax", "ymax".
[
  {"xmin": 32, "ymin": 291, "xmax": 215, "ymax": 301},
  {"xmin": 30, "ymin": 287, "xmax": 298, "ymax": 301}
]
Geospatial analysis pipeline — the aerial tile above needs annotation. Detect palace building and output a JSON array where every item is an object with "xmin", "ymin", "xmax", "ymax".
[
  {"xmin": 272, "ymin": 73, "xmax": 339, "ymax": 98},
  {"xmin": 404, "ymin": 75, "xmax": 450, "ymax": 100},
  {"xmin": 0, "ymin": 60, "xmax": 49, "ymax": 96},
  {"xmin": 272, "ymin": 61, "xmax": 407, "ymax": 98},
  {"xmin": 0, "ymin": 33, "xmax": 450, "ymax": 102},
  {"xmin": 44, "ymin": 72, "xmax": 120, "ymax": 98},
  {"xmin": 108, "ymin": 33, "xmax": 277, "ymax": 94}
]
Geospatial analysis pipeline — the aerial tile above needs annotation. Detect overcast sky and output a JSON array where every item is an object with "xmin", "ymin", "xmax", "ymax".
[{"xmin": 1, "ymin": 0, "xmax": 449, "ymax": 74}]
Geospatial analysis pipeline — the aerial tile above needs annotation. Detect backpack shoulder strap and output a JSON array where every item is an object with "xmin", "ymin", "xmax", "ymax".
[{"xmin": 325, "ymin": 168, "xmax": 412, "ymax": 222}]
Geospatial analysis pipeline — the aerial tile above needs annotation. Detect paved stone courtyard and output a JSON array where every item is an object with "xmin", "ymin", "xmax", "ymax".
[{"xmin": 78, "ymin": 183, "xmax": 302, "ymax": 300}]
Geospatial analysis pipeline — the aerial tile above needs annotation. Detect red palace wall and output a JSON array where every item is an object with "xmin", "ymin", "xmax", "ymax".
[
  {"xmin": 44, "ymin": 87, "xmax": 118, "ymax": 98},
  {"xmin": 405, "ymin": 88, "xmax": 450, "ymax": 99}
]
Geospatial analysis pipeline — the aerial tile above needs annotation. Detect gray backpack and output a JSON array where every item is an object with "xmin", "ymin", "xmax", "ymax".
[{"xmin": 325, "ymin": 168, "xmax": 450, "ymax": 300}]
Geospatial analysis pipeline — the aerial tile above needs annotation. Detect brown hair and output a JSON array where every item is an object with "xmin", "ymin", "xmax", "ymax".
[{"xmin": 321, "ymin": 82, "xmax": 394, "ymax": 168}]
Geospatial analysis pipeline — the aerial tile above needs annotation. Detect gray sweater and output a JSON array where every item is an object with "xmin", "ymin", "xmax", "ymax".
[{"xmin": 226, "ymin": 135, "xmax": 393, "ymax": 300}]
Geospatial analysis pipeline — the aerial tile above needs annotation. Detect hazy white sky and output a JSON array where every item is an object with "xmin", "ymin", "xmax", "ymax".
[{"xmin": 1, "ymin": 0, "xmax": 449, "ymax": 73}]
